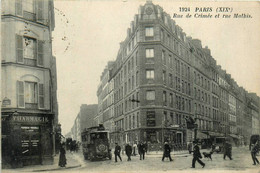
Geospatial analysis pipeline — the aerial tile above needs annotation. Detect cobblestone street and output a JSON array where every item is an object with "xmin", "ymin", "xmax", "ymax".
[{"xmin": 72, "ymin": 147, "xmax": 260, "ymax": 172}]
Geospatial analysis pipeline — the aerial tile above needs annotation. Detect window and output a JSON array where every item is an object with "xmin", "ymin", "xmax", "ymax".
[
  {"xmin": 132, "ymin": 75, "xmax": 135, "ymax": 89},
  {"xmin": 24, "ymin": 37, "xmax": 36, "ymax": 59},
  {"xmin": 170, "ymin": 93, "xmax": 173, "ymax": 107},
  {"xmin": 17, "ymin": 35, "xmax": 44, "ymax": 66},
  {"xmin": 137, "ymin": 112, "xmax": 139, "ymax": 127},
  {"xmin": 136, "ymin": 71, "xmax": 139, "ymax": 86},
  {"xmin": 169, "ymin": 73, "xmax": 173, "ymax": 86},
  {"xmin": 163, "ymin": 91, "xmax": 167, "ymax": 103},
  {"xmin": 162, "ymin": 71, "xmax": 166, "ymax": 83},
  {"xmin": 160, "ymin": 29, "xmax": 164, "ymax": 42},
  {"xmin": 133, "ymin": 115, "xmax": 135, "ymax": 128},
  {"xmin": 17, "ymin": 81, "xmax": 44, "ymax": 108},
  {"xmin": 24, "ymin": 0, "xmax": 34, "ymax": 13},
  {"xmin": 162, "ymin": 51, "xmax": 166, "ymax": 64},
  {"xmin": 146, "ymin": 48, "xmax": 154, "ymax": 58},
  {"xmin": 146, "ymin": 91, "xmax": 155, "ymax": 100},
  {"xmin": 136, "ymin": 51, "xmax": 138, "ymax": 66},
  {"xmin": 24, "ymin": 82, "xmax": 38, "ymax": 103},
  {"xmin": 169, "ymin": 55, "xmax": 173, "ymax": 68},
  {"xmin": 146, "ymin": 70, "xmax": 154, "ymax": 79},
  {"xmin": 167, "ymin": 34, "xmax": 170, "ymax": 46},
  {"xmin": 145, "ymin": 27, "xmax": 154, "ymax": 37}
]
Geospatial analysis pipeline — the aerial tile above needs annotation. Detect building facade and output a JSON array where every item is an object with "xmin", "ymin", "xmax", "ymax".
[
  {"xmin": 69, "ymin": 104, "xmax": 98, "ymax": 142},
  {"xmin": 96, "ymin": 1, "xmax": 260, "ymax": 148},
  {"xmin": 1, "ymin": 0, "xmax": 57, "ymax": 168}
]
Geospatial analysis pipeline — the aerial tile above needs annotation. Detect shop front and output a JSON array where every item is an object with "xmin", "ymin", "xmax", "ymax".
[{"xmin": 1, "ymin": 112, "xmax": 54, "ymax": 168}]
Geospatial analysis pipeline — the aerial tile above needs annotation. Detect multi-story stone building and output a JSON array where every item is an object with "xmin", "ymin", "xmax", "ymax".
[
  {"xmin": 70, "ymin": 104, "xmax": 98, "ymax": 142},
  {"xmin": 1, "ymin": 0, "xmax": 57, "ymax": 167},
  {"xmin": 97, "ymin": 1, "xmax": 260, "ymax": 148},
  {"xmin": 96, "ymin": 62, "xmax": 115, "ymax": 131}
]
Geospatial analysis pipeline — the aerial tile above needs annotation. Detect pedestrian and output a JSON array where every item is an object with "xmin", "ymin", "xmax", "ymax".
[
  {"xmin": 59, "ymin": 143, "xmax": 67, "ymax": 167},
  {"xmin": 138, "ymin": 141, "xmax": 145, "ymax": 160},
  {"xmin": 144, "ymin": 141, "xmax": 148, "ymax": 153},
  {"xmin": 188, "ymin": 142, "xmax": 192, "ymax": 154},
  {"xmin": 125, "ymin": 143, "xmax": 133, "ymax": 161},
  {"xmin": 133, "ymin": 142, "xmax": 137, "ymax": 156},
  {"xmin": 223, "ymin": 141, "xmax": 232, "ymax": 160},
  {"xmin": 191, "ymin": 140, "xmax": 205, "ymax": 168},
  {"xmin": 211, "ymin": 143, "xmax": 216, "ymax": 152},
  {"xmin": 251, "ymin": 141, "xmax": 259, "ymax": 165},
  {"xmin": 162, "ymin": 141, "xmax": 173, "ymax": 161},
  {"xmin": 114, "ymin": 143, "xmax": 122, "ymax": 162}
]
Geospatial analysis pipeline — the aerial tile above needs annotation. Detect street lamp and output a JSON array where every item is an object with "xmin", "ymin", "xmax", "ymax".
[{"xmin": 185, "ymin": 116, "xmax": 198, "ymax": 141}]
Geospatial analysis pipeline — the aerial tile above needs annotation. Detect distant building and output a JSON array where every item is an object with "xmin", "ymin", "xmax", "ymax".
[
  {"xmin": 70, "ymin": 104, "xmax": 98, "ymax": 142},
  {"xmin": 96, "ymin": 1, "xmax": 260, "ymax": 147},
  {"xmin": 1, "ymin": 0, "xmax": 57, "ymax": 168}
]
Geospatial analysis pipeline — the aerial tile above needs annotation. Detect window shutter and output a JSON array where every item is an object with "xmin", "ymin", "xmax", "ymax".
[
  {"xmin": 16, "ymin": 35, "xmax": 23, "ymax": 63},
  {"xmin": 17, "ymin": 81, "xmax": 25, "ymax": 108},
  {"xmin": 15, "ymin": 0, "xmax": 22, "ymax": 16},
  {"xmin": 37, "ymin": 40, "xmax": 44, "ymax": 66},
  {"xmin": 36, "ymin": 0, "xmax": 44, "ymax": 23},
  {"xmin": 38, "ymin": 84, "xmax": 44, "ymax": 109}
]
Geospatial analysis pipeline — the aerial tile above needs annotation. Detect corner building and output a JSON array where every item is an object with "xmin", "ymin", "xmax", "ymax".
[
  {"xmin": 99, "ymin": 1, "xmax": 198, "ymax": 147},
  {"xmin": 97, "ymin": 1, "xmax": 260, "ymax": 148},
  {"xmin": 1, "ymin": 0, "xmax": 56, "ymax": 168}
]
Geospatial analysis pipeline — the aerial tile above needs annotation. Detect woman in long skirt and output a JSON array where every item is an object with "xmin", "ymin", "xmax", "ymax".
[{"xmin": 59, "ymin": 143, "xmax": 67, "ymax": 167}]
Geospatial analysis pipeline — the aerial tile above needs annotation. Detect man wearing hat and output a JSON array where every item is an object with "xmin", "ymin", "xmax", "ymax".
[
  {"xmin": 191, "ymin": 140, "xmax": 205, "ymax": 168},
  {"xmin": 125, "ymin": 143, "xmax": 133, "ymax": 161},
  {"xmin": 223, "ymin": 141, "xmax": 232, "ymax": 160},
  {"xmin": 114, "ymin": 143, "xmax": 122, "ymax": 162},
  {"xmin": 162, "ymin": 141, "xmax": 173, "ymax": 161}
]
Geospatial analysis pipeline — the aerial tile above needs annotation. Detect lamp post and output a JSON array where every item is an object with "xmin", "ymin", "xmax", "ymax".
[{"xmin": 185, "ymin": 116, "xmax": 198, "ymax": 142}]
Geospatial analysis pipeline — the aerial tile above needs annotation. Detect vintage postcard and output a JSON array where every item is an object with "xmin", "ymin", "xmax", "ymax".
[{"xmin": 1, "ymin": 0, "xmax": 260, "ymax": 173}]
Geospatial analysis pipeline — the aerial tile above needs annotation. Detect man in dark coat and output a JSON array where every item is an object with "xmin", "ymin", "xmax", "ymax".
[
  {"xmin": 114, "ymin": 143, "xmax": 122, "ymax": 162},
  {"xmin": 125, "ymin": 143, "xmax": 133, "ymax": 161},
  {"xmin": 191, "ymin": 141, "xmax": 205, "ymax": 168},
  {"xmin": 223, "ymin": 142, "xmax": 232, "ymax": 160},
  {"xmin": 138, "ymin": 141, "xmax": 145, "ymax": 160},
  {"xmin": 251, "ymin": 141, "xmax": 259, "ymax": 165},
  {"xmin": 162, "ymin": 142, "xmax": 173, "ymax": 161}
]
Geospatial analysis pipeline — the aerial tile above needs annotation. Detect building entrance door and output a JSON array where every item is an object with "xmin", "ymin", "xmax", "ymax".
[{"xmin": 21, "ymin": 126, "xmax": 41, "ymax": 165}]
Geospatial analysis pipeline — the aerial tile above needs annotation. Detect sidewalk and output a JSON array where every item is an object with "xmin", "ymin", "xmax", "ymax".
[{"xmin": 2, "ymin": 152, "xmax": 81, "ymax": 173}]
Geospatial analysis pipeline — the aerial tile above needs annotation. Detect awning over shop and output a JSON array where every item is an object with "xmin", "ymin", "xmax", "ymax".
[
  {"xmin": 229, "ymin": 134, "xmax": 239, "ymax": 139},
  {"xmin": 197, "ymin": 131, "xmax": 208, "ymax": 139},
  {"xmin": 207, "ymin": 131, "xmax": 224, "ymax": 137}
]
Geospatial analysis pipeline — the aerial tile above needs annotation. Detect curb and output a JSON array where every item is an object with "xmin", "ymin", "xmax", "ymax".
[{"xmin": 32, "ymin": 164, "xmax": 82, "ymax": 172}]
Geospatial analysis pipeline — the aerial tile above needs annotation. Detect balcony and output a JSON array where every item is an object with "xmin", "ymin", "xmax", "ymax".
[
  {"xmin": 23, "ymin": 11, "xmax": 36, "ymax": 22},
  {"xmin": 24, "ymin": 58, "xmax": 36, "ymax": 66},
  {"xmin": 25, "ymin": 103, "xmax": 38, "ymax": 109}
]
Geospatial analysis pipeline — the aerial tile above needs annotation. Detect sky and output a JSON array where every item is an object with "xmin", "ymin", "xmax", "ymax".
[{"xmin": 52, "ymin": 0, "xmax": 260, "ymax": 135}]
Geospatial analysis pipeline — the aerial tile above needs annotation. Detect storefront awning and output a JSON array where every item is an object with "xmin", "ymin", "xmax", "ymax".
[
  {"xmin": 207, "ymin": 131, "xmax": 224, "ymax": 137},
  {"xmin": 229, "ymin": 134, "xmax": 239, "ymax": 139},
  {"xmin": 197, "ymin": 131, "xmax": 208, "ymax": 139}
]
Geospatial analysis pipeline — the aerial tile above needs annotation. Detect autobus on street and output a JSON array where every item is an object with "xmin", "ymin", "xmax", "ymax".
[{"xmin": 81, "ymin": 124, "xmax": 112, "ymax": 161}]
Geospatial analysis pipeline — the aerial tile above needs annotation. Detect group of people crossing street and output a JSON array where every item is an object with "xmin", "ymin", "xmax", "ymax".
[
  {"xmin": 114, "ymin": 141, "xmax": 147, "ymax": 162},
  {"xmin": 112, "ymin": 139, "xmax": 260, "ymax": 169}
]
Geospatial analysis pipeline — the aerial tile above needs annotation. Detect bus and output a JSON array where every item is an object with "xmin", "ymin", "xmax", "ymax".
[{"xmin": 81, "ymin": 124, "xmax": 112, "ymax": 161}]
